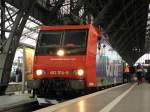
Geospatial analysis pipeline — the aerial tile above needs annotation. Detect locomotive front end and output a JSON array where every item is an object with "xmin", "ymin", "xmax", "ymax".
[{"xmin": 27, "ymin": 25, "xmax": 90, "ymax": 98}]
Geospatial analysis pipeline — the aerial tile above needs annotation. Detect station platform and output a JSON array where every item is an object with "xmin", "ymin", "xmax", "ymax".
[
  {"xmin": 6, "ymin": 82, "xmax": 22, "ymax": 93},
  {"xmin": 0, "ymin": 92, "xmax": 35, "ymax": 111},
  {"xmin": 36, "ymin": 83, "xmax": 150, "ymax": 112}
]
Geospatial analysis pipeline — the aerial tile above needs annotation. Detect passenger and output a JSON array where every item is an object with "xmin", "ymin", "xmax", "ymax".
[
  {"xmin": 136, "ymin": 63, "xmax": 143, "ymax": 85},
  {"xmin": 10, "ymin": 68, "xmax": 16, "ymax": 82},
  {"xmin": 16, "ymin": 68, "xmax": 22, "ymax": 82},
  {"xmin": 129, "ymin": 65, "xmax": 136, "ymax": 83},
  {"xmin": 147, "ymin": 67, "xmax": 150, "ymax": 84},
  {"xmin": 123, "ymin": 64, "xmax": 130, "ymax": 83}
]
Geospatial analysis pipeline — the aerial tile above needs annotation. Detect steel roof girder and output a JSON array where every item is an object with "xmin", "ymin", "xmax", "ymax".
[
  {"xmin": 0, "ymin": 1, "xmax": 36, "ymax": 94},
  {"xmin": 119, "ymin": 24, "xmax": 145, "ymax": 53},
  {"xmin": 115, "ymin": 17, "xmax": 146, "ymax": 47},
  {"xmin": 72, "ymin": 0, "xmax": 84, "ymax": 15},
  {"xmin": 93, "ymin": 0, "xmax": 113, "ymax": 26},
  {"xmin": 1, "ymin": 0, "xmax": 6, "ymax": 42},
  {"xmin": 110, "ymin": 3, "xmax": 146, "ymax": 42},
  {"xmin": 105, "ymin": 0, "xmax": 136, "ymax": 34}
]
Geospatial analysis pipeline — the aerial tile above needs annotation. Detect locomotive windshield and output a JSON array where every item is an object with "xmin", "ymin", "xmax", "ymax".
[{"xmin": 35, "ymin": 29, "xmax": 88, "ymax": 56}]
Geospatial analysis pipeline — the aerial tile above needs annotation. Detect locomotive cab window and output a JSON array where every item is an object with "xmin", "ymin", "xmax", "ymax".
[
  {"xmin": 63, "ymin": 29, "xmax": 88, "ymax": 55},
  {"xmin": 38, "ymin": 31, "xmax": 62, "ymax": 47},
  {"xmin": 64, "ymin": 30, "xmax": 87, "ymax": 48},
  {"xmin": 36, "ymin": 29, "xmax": 88, "ymax": 56}
]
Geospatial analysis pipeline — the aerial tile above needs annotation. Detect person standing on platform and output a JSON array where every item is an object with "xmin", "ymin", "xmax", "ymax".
[
  {"xmin": 147, "ymin": 67, "xmax": 150, "ymax": 84},
  {"xmin": 136, "ymin": 63, "xmax": 143, "ymax": 85},
  {"xmin": 16, "ymin": 68, "xmax": 22, "ymax": 82},
  {"xmin": 129, "ymin": 65, "xmax": 135, "ymax": 83},
  {"xmin": 123, "ymin": 63, "xmax": 130, "ymax": 83}
]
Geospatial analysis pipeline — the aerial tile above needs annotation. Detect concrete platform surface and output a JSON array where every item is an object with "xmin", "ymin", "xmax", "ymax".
[
  {"xmin": 35, "ymin": 83, "xmax": 133, "ymax": 112},
  {"xmin": 36, "ymin": 83, "xmax": 150, "ymax": 112},
  {"xmin": 110, "ymin": 83, "xmax": 150, "ymax": 112},
  {"xmin": 6, "ymin": 82, "xmax": 22, "ymax": 93},
  {"xmin": 0, "ymin": 93, "xmax": 35, "ymax": 111}
]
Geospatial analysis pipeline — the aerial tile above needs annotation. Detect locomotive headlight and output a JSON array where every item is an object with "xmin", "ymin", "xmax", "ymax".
[
  {"xmin": 36, "ymin": 69, "xmax": 45, "ymax": 76},
  {"xmin": 77, "ymin": 69, "xmax": 84, "ymax": 76},
  {"xmin": 57, "ymin": 49, "xmax": 64, "ymax": 56}
]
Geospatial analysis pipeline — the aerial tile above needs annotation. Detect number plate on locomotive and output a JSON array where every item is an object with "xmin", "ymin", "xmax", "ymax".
[{"xmin": 50, "ymin": 71, "xmax": 70, "ymax": 75}]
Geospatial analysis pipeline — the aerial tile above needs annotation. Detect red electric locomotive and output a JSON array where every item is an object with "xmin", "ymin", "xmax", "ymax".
[{"xmin": 27, "ymin": 24, "xmax": 123, "ymax": 98}]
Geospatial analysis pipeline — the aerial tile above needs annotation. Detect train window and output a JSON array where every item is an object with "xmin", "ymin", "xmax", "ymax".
[
  {"xmin": 63, "ymin": 29, "xmax": 88, "ymax": 55},
  {"xmin": 36, "ymin": 29, "xmax": 88, "ymax": 56},
  {"xmin": 64, "ymin": 30, "xmax": 87, "ymax": 48},
  {"xmin": 38, "ymin": 31, "xmax": 62, "ymax": 47}
]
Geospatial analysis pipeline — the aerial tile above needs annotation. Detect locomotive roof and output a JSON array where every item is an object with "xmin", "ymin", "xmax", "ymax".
[{"xmin": 40, "ymin": 24, "xmax": 96, "ymax": 31}]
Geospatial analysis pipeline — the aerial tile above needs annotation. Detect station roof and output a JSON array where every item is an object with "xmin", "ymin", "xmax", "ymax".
[{"xmin": 5, "ymin": 0, "xmax": 150, "ymax": 65}]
